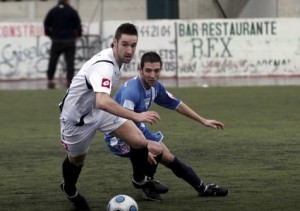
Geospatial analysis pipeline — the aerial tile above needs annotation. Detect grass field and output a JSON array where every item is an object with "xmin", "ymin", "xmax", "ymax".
[{"xmin": 0, "ymin": 86, "xmax": 299, "ymax": 211}]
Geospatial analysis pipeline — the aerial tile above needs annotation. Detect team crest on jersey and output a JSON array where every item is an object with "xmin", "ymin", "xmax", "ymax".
[{"xmin": 101, "ymin": 78, "xmax": 111, "ymax": 88}]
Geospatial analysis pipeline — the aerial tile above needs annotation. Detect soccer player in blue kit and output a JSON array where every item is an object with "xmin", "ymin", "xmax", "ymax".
[{"xmin": 105, "ymin": 51, "xmax": 229, "ymax": 201}]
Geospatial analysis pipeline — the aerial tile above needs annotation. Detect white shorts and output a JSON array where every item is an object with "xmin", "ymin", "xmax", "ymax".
[{"xmin": 60, "ymin": 108, "xmax": 127, "ymax": 157}]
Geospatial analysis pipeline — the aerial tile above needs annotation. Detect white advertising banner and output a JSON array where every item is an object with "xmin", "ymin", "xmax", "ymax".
[
  {"xmin": 0, "ymin": 22, "xmax": 49, "ymax": 79},
  {"xmin": 176, "ymin": 18, "xmax": 300, "ymax": 77},
  {"xmin": 0, "ymin": 22, "xmax": 99, "ymax": 80},
  {"xmin": 1, "ymin": 19, "xmax": 300, "ymax": 80}
]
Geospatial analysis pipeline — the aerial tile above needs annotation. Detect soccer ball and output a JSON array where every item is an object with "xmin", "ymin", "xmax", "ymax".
[{"xmin": 107, "ymin": 194, "xmax": 138, "ymax": 211}]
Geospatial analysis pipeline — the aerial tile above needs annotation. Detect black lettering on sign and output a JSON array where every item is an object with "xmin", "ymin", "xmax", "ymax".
[
  {"xmin": 180, "ymin": 62, "xmax": 197, "ymax": 73},
  {"xmin": 178, "ymin": 22, "xmax": 199, "ymax": 37},
  {"xmin": 137, "ymin": 25, "xmax": 171, "ymax": 37},
  {"xmin": 163, "ymin": 61, "xmax": 176, "ymax": 72},
  {"xmin": 124, "ymin": 61, "xmax": 138, "ymax": 72},
  {"xmin": 191, "ymin": 37, "xmax": 232, "ymax": 58},
  {"xmin": 201, "ymin": 21, "xmax": 277, "ymax": 36}
]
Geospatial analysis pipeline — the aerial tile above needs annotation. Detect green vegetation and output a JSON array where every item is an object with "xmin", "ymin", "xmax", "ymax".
[{"xmin": 0, "ymin": 86, "xmax": 299, "ymax": 211}]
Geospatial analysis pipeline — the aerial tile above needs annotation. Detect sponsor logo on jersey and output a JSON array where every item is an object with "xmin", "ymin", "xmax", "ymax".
[
  {"xmin": 101, "ymin": 78, "xmax": 111, "ymax": 88},
  {"xmin": 119, "ymin": 144, "xmax": 130, "ymax": 154}
]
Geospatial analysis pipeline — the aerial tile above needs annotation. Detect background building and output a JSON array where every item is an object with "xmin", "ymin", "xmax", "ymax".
[{"xmin": 0, "ymin": 0, "xmax": 300, "ymax": 23}]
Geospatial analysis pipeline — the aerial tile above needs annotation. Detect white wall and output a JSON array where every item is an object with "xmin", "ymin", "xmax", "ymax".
[
  {"xmin": 1, "ymin": 19, "xmax": 300, "ymax": 80},
  {"xmin": 1, "ymin": 0, "xmax": 300, "ymax": 23}
]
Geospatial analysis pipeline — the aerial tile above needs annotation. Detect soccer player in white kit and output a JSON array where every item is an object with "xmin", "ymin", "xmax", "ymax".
[{"xmin": 59, "ymin": 23, "xmax": 162, "ymax": 210}]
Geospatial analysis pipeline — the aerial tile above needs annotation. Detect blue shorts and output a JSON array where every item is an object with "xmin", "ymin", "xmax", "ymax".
[{"xmin": 104, "ymin": 125, "xmax": 164, "ymax": 156}]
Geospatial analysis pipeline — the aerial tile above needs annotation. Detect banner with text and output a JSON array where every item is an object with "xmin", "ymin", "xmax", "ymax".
[
  {"xmin": 0, "ymin": 22, "xmax": 99, "ymax": 80},
  {"xmin": 1, "ymin": 19, "xmax": 300, "ymax": 80},
  {"xmin": 176, "ymin": 18, "xmax": 300, "ymax": 77},
  {"xmin": 0, "ymin": 22, "xmax": 49, "ymax": 79}
]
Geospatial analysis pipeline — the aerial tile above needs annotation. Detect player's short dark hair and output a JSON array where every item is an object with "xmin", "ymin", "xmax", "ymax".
[
  {"xmin": 140, "ymin": 51, "xmax": 162, "ymax": 70},
  {"xmin": 111, "ymin": 23, "xmax": 138, "ymax": 48},
  {"xmin": 58, "ymin": 0, "xmax": 68, "ymax": 4}
]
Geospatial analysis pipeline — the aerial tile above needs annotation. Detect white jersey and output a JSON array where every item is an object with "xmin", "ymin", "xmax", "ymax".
[{"xmin": 60, "ymin": 48, "xmax": 123, "ymax": 125}]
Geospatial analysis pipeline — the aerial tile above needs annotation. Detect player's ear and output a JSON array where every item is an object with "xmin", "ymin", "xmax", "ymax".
[
  {"xmin": 138, "ymin": 63, "xmax": 142, "ymax": 71},
  {"xmin": 112, "ymin": 38, "xmax": 117, "ymax": 47}
]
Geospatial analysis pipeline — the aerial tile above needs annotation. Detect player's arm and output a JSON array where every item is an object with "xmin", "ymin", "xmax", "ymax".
[
  {"xmin": 95, "ymin": 92, "xmax": 160, "ymax": 124},
  {"xmin": 89, "ymin": 62, "xmax": 160, "ymax": 124},
  {"xmin": 176, "ymin": 102, "xmax": 224, "ymax": 130},
  {"xmin": 43, "ymin": 12, "xmax": 53, "ymax": 36}
]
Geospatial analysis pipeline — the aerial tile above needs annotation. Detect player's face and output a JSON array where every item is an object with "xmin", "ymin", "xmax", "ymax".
[
  {"xmin": 140, "ymin": 62, "xmax": 161, "ymax": 89},
  {"xmin": 113, "ymin": 34, "xmax": 138, "ymax": 65}
]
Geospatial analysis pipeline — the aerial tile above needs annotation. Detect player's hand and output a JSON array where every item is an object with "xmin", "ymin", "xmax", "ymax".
[
  {"xmin": 147, "ymin": 152, "xmax": 157, "ymax": 165},
  {"xmin": 137, "ymin": 111, "xmax": 160, "ymax": 124},
  {"xmin": 203, "ymin": 119, "xmax": 224, "ymax": 130}
]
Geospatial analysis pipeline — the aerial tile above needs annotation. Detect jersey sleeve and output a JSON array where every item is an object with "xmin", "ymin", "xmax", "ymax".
[
  {"xmin": 154, "ymin": 82, "xmax": 181, "ymax": 110},
  {"xmin": 87, "ymin": 62, "xmax": 114, "ymax": 95},
  {"xmin": 117, "ymin": 82, "xmax": 139, "ymax": 111}
]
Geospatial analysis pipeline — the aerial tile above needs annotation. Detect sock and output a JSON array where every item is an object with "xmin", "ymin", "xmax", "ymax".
[
  {"xmin": 168, "ymin": 157, "xmax": 206, "ymax": 193},
  {"xmin": 146, "ymin": 152, "xmax": 163, "ymax": 179},
  {"xmin": 129, "ymin": 146, "xmax": 148, "ymax": 182},
  {"xmin": 62, "ymin": 156, "xmax": 82, "ymax": 196}
]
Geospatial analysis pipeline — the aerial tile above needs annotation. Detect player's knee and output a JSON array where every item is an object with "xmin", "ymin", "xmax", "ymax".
[
  {"xmin": 68, "ymin": 155, "xmax": 85, "ymax": 167},
  {"xmin": 117, "ymin": 122, "xmax": 148, "ymax": 149},
  {"xmin": 128, "ymin": 137, "xmax": 148, "ymax": 150},
  {"xmin": 161, "ymin": 151, "xmax": 175, "ymax": 166},
  {"xmin": 148, "ymin": 141, "xmax": 163, "ymax": 156}
]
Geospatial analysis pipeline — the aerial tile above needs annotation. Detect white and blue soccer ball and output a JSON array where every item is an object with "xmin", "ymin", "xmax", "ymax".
[{"xmin": 107, "ymin": 194, "xmax": 138, "ymax": 211}]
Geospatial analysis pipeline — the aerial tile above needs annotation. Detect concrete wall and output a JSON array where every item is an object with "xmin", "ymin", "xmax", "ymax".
[
  {"xmin": 278, "ymin": 0, "xmax": 300, "ymax": 17},
  {"xmin": 239, "ymin": 0, "xmax": 277, "ymax": 18},
  {"xmin": 0, "ymin": 0, "xmax": 300, "ymax": 22},
  {"xmin": 180, "ymin": 0, "xmax": 222, "ymax": 19}
]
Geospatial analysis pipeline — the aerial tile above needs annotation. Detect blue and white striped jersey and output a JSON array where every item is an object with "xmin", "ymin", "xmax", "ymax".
[
  {"xmin": 104, "ymin": 74, "xmax": 181, "ymax": 155},
  {"xmin": 114, "ymin": 75, "xmax": 181, "ymax": 124}
]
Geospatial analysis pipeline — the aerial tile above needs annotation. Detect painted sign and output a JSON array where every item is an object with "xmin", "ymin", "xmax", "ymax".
[
  {"xmin": 1, "ymin": 19, "xmax": 300, "ymax": 80},
  {"xmin": 0, "ymin": 22, "xmax": 100, "ymax": 80},
  {"xmin": 176, "ymin": 18, "xmax": 300, "ymax": 77}
]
